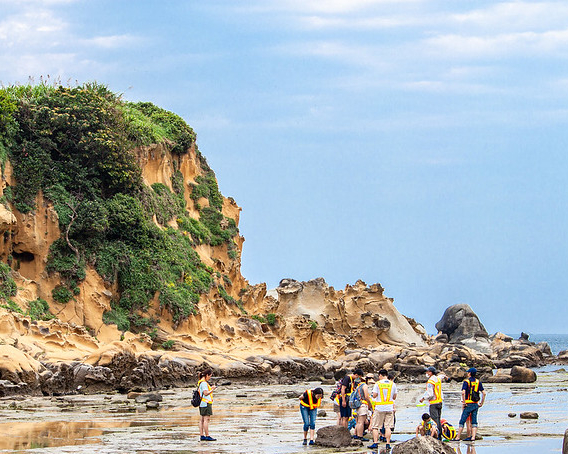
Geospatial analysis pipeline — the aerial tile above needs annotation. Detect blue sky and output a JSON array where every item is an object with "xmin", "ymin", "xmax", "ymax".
[{"xmin": 1, "ymin": 0, "xmax": 567, "ymax": 334}]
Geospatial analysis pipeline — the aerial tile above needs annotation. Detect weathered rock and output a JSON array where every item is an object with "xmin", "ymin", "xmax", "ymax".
[
  {"xmin": 520, "ymin": 412, "xmax": 539, "ymax": 419},
  {"xmin": 485, "ymin": 374, "xmax": 512, "ymax": 383},
  {"xmin": 134, "ymin": 392, "xmax": 163, "ymax": 403},
  {"xmin": 392, "ymin": 436, "xmax": 455, "ymax": 454},
  {"xmin": 563, "ymin": 428, "xmax": 568, "ymax": 454},
  {"xmin": 508, "ymin": 413, "xmax": 516, "ymax": 418},
  {"xmin": 315, "ymin": 425, "xmax": 356, "ymax": 448},
  {"xmin": 435, "ymin": 304, "xmax": 488, "ymax": 343},
  {"xmin": 511, "ymin": 365, "xmax": 537, "ymax": 383}
]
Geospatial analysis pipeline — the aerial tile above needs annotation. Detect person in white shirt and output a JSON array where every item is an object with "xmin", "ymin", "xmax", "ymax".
[{"xmin": 368, "ymin": 369, "xmax": 397, "ymax": 450}]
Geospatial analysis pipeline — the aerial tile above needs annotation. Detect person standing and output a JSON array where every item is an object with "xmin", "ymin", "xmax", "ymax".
[
  {"xmin": 419, "ymin": 366, "xmax": 443, "ymax": 439},
  {"xmin": 339, "ymin": 369, "xmax": 364, "ymax": 428},
  {"xmin": 299, "ymin": 387, "xmax": 324, "ymax": 445},
  {"xmin": 352, "ymin": 376, "xmax": 372, "ymax": 441},
  {"xmin": 368, "ymin": 369, "xmax": 397, "ymax": 450},
  {"xmin": 457, "ymin": 368, "xmax": 486, "ymax": 442},
  {"xmin": 197, "ymin": 369, "xmax": 217, "ymax": 441}
]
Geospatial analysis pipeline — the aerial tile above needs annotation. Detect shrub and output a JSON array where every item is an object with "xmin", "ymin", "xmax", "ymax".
[
  {"xmin": 52, "ymin": 285, "xmax": 73, "ymax": 304},
  {"xmin": 0, "ymin": 262, "xmax": 17, "ymax": 300},
  {"xmin": 26, "ymin": 298, "xmax": 54, "ymax": 321}
]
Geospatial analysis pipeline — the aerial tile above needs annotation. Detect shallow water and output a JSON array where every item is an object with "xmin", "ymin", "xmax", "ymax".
[{"xmin": 0, "ymin": 370, "xmax": 566, "ymax": 453}]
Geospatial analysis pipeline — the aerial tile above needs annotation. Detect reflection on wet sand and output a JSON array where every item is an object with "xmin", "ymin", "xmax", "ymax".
[
  {"xmin": 0, "ymin": 420, "xmax": 122, "ymax": 450},
  {"xmin": 455, "ymin": 443, "xmax": 477, "ymax": 454}
]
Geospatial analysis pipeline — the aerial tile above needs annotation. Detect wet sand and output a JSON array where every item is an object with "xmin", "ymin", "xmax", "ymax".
[{"xmin": 0, "ymin": 367, "xmax": 566, "ymax": 453}]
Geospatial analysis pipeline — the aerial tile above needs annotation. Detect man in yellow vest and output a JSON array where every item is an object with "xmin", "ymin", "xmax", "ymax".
[
  {"xmin": 457, "ymin": 367, "xmax": 486, "ymax": 442},
  {"xmin": 368, "ymin": 369, "xmax": 397, "ymax": 450},
  {"xmin": 419, "ymin": 366, "xmax": 443, "ymax": 439}
]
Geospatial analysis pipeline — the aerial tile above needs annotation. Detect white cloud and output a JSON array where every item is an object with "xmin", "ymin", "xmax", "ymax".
[
  {"xmin": 84, "ymin": 34, "xmax": 141, "ymax": 49},
  {"xmin": 423, "ymin": 29, "xmax": 568, "ymax": 59},
  {"xmin": 451, "ymin": 2, "xmax": 568, "ymax": 33}
]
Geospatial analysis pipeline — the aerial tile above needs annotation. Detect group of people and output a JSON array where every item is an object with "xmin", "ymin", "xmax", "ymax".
[
  {"xmin": 195, "ymin": 365, "xmax": 487, "ymax": 450},
  {"xmin": 301, "ymin": 365, "xmax": 487, "ymax": 450}
]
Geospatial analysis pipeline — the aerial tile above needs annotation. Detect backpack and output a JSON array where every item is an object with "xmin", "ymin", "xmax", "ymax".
[
  {"xmin": 330, "ymin": 380, "xmax": 343, "ymax": 401},
  {"xmin": 467, "ymin": 379, "xmax": 481, "ymax": 402},
  {"xmin": 349, "ymin": 383, "xmax": 363, "ymax": 409},
  {"xmin": 191, "ymin": 385, "xmax": 202, "ymax": 407}
]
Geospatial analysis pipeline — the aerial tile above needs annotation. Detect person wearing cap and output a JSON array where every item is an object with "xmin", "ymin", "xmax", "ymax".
[
  {"xmin": 339, "ymin": 369, "xmax": 364, "ymax": 428},
  {"xmin": 419, "ymin": 366, "xmax": 443, "ymax": 439},
  {"xmin": 457, "ymin": 367, "xmax": 486, "ymax": 442}
]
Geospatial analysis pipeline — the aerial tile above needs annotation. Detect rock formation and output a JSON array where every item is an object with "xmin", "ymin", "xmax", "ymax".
[
  {"xmin": 391, "ymin": 436, "xmax": 455, "ymax": 454},
  {"xmin": 0, "ymin": 84, "xmax": 559, "ymax": 396}
]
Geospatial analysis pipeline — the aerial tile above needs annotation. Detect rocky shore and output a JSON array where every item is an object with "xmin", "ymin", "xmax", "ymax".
[{"xmin": 0, "ymin": 297, "xmax": 564, "ymax": 398}]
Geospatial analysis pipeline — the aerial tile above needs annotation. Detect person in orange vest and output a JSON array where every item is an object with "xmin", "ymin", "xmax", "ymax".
[
  {"xmin": 197, "ymin": 368, "xmax": 217, "ymax": 441},
  {"xmin": 457, "ymin": 368, "xmax": 486, "ymax": 442},
  {"xmin": 419, "ymin": 366, "xmax": 443, "ymax": 439},
  {"xmin": 299, "ymin": 387, "xmax": 324, "ymax": 445},
  {"xmin": 368, "ymin": 369, "xmax": 397, "ymax": 450}
]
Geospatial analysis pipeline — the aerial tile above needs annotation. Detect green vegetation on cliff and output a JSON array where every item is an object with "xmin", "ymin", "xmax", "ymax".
[{"xmin": 0, "ymin": 82, "xmax": 240, "ymax": 332}]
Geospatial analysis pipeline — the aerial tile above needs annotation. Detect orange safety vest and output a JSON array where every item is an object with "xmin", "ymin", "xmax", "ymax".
[
  {"xmin": 300, "ymin": 390, "xmax": 321, "ymax": 410},
  {"xmin": 198, "ymin": 378, "xmax": 213, "ymax": 404},
  {"xmin": 464, "ymin": 378, "xmax": 480, "ymax": 404},
  {"xmin": 427, "ymin": 375, "xmax": 443, "ymax": 404},
  {"xmin": 374, "ymin": 381, "xmax": 394, "ymax": 406}
]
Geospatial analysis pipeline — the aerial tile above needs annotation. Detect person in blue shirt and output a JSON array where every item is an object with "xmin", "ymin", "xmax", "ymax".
[{"xmin": 457, "ymin": 368, "xmax": 486, "ymax": 442}]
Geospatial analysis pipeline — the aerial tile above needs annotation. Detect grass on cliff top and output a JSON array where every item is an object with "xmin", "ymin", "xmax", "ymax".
[{"xmin": 0, "ymin": 82, "xmax": 241, "ymax": 332}]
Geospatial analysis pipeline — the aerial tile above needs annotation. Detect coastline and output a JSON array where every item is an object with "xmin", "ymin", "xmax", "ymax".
[{"xmin": 0, "ymin": 369, "xmax": 566, "ymax": 453}]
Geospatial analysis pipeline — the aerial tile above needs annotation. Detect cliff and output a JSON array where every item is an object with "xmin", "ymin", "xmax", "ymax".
[{"xmin": 0, "ymin": 83, "xmax": 435, "ymax": 394}]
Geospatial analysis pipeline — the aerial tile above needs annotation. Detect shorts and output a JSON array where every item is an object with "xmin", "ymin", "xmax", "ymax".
[
  {"xmin": 339, "ymin": 403, "xmax": 352, "ymax": 418},
  {"xmin": 199, "ymin": 403, "xmax": 213, "ymax": 416},
  {"xmin": 370, "ymin": 410, "xmax": 394, "ymax": 430},
  {"xmin": 357, "ymin": 403, "xmax": 369, "ymax": 417}
]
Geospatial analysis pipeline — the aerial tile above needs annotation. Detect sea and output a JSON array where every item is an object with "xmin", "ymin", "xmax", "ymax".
[{"xmin": 508, "ymin": 333, "xmax": 568, "ymax": 355}]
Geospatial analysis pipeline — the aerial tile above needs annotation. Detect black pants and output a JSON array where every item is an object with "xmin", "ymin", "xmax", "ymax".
[{"xmin": 429, "ymin": 403, "xmax": 442, "ymax": 439}]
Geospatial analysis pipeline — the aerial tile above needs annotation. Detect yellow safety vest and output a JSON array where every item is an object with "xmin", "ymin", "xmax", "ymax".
[
  {"xmin": 373, "ymin": 381, "xmax": 394, "ymax": 406},
  {"xmin": 198, "ymin": 378, "xmax": 213, "ymax": 404},
  {"xmin": 464, "ymin": 378, "xmax": 480, "ymax": 404},
  {"xmin": 428, "ymin": 375, "xmax": 443, "ymax": 404},
  {"xmin": 300, "ymin": 390, "xmax": 321, "ymax": 410}
]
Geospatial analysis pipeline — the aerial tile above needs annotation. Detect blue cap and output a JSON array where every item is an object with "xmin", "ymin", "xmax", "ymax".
[{"xmin": 467, "ymin": 367, "xmax": 477, "ymax": 374}]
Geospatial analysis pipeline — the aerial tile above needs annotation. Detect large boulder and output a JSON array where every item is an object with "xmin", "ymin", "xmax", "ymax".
[
  {"xmin": 392, "ymin": 436, "xmax": 455, "ymax": 453},
  {"xmin": 510, "ymin": 365, "xmax": 537, "ymax": 383},
  {"xmin": 315, "ymin": 425, "xmax": 357, "ymax": 448},
  {"xmin": 435, "ymin": 304, "xmax": 488, "ymax": 343}
]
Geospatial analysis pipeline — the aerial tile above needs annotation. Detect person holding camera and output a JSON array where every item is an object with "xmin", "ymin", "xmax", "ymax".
[{"xmin": 198, "ymin": 368, "xmax": 217, "ymax": 441}]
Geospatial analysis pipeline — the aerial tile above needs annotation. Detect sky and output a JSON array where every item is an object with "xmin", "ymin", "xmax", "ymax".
[{"xmin": 1, "ymin": 0, "xmax": 567, "ymax": 335}]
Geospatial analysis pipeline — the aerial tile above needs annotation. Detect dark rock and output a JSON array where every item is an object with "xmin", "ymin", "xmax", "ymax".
[
  {"xmin": 134, "ymin": 392, "xmax": 163, "ymax": 403},
  {"xmin": 520, "ymin": 412, "xmax": 539, "ymax": 419},
  {"xmin": 563, "ymin": 428, "xmax": 568, "ymax": 454},
  {"xmin": 315, "ymin": 425, "xmax": 355, "ymax": 448},
  {"xmin": 391, "ymin": 436, "xmax": 455, "ymax": 453},
  {"xmin": 508, "ymin": 413, "xmax": 517, "ymax": 418},
  {"xmin": 435, "ymin": 333, "xmax": 449, "ymax": 343},
  {"xmin": 145, "ymin": 401, "xmax": 160, "ymax": 409},
  {"xmin": 435, "ymin": 304, "xmax": 488, "ymax": 343},
  {"xmin": 317, "ymin": 410, "xmax": 327, "ymax": 417},
  {"xmin": 520, "ymin": 332, "xmax": 530, "ymax": 341},
  {"xmin": 510, "ymin": 366, "xmax": 537, "ymax": 383}
]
